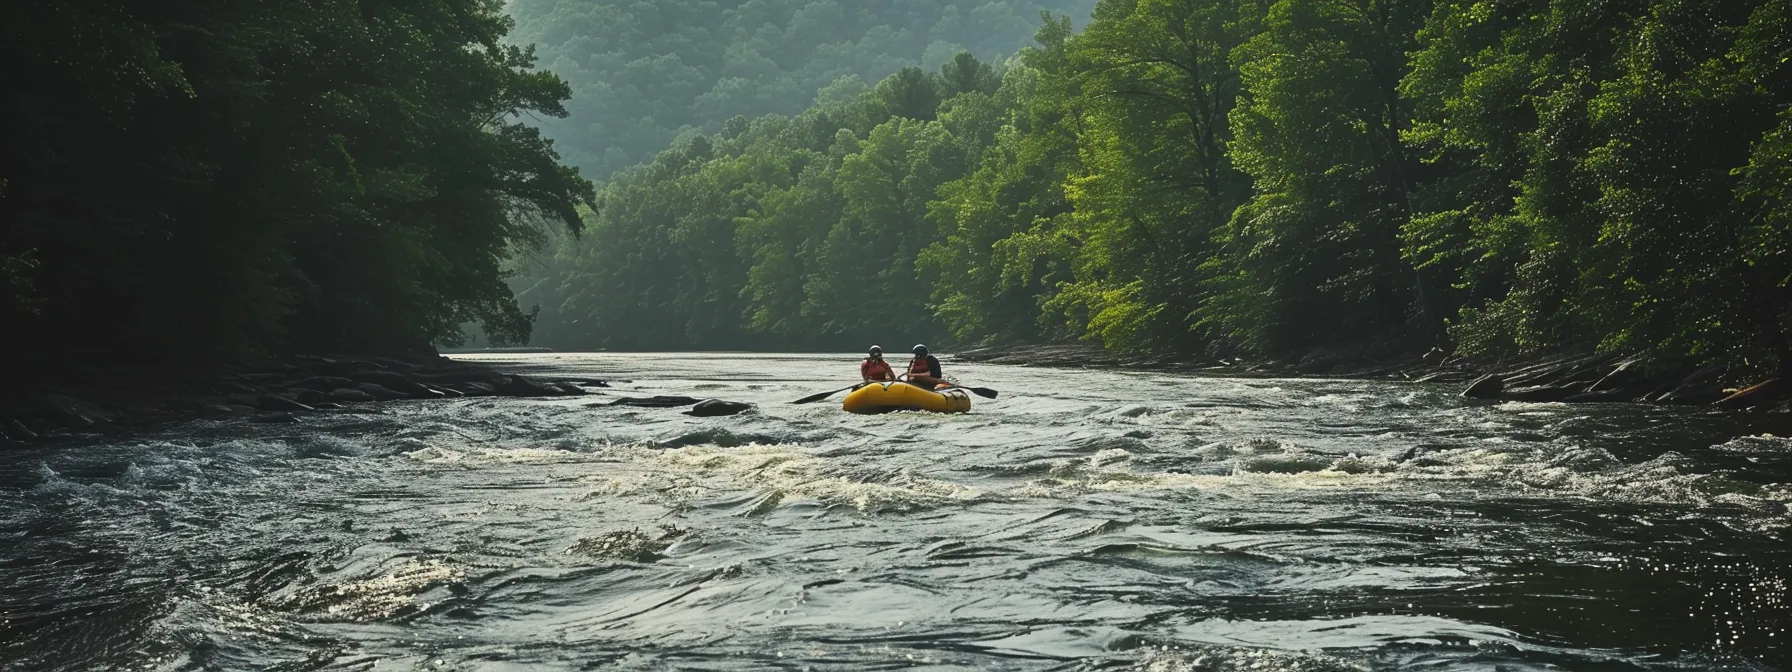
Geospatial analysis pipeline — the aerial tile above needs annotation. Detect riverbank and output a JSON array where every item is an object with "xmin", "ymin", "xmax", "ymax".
[
  {"xmin": 0, "ymin": 353, "xmax": 601, "ymax": 445},
  {"xmin": 6, "ymin": 342, "xmax": 1783, "ymax": 446},
  {"xmin": 952, "ymin": 344, "xmax": 1792, "ymax": 414}
]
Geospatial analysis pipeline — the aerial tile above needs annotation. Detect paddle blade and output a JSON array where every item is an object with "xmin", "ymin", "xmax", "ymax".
[
  {"xmin": 791, "ymin": 384, "xmax": 859, "ymax": 404},
  {"xmin": 966, "ymin": 387, "xmax": 998, "ymax": 399},
  {"xmin": 791, "ymin": 389, "xmax": 841, "ymax": 404}
]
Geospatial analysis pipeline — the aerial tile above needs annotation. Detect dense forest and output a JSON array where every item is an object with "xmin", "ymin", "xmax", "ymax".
[
  {"xmin": 520, "ymin": 0, "xmax": 1792, "ymax": 377},
  {"xmin": 2, "ymin": 0, "xmax": 592, "ymax": 374},
  {"xmin": 5, "ymin": 0, "xmax": 1789, "ymax": 382},
  {"xmin": 503, "ymin": 0, "xmax": 1102, "ymax": 178}
]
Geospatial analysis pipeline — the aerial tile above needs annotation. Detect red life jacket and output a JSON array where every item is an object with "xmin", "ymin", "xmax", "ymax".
[
  {"xmin": 908, "ymin": 356, "xmax": 934, "ymax": 377},
  {"xmin": 862, "ymin": 358, "xmax": 894, "ymax": 380}
]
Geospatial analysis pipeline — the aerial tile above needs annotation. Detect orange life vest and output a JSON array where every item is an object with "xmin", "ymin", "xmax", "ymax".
[{"xmin": 862, "ymin": 358, "xmax": 894, "ymax": 380}]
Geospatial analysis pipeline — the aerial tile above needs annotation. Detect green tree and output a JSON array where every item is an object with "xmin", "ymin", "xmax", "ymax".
[
  {"xmin": 1045, "ymin": 0, "xmax": 1256, "ymax": 352},
  {"xmin": 1, "ymin": 0, "xmax": 593, "ymax": 372},
  {"xmin": 507, "ymin": 0, "xmax": 1101, "ymax": 178},
  {"xmin": 1210, "ymin": 0, "xmax": 1433, "ymax": 355},
  {"xmin": 922, "ymin": 15, "xmax": 1085, "ymax": 344}
]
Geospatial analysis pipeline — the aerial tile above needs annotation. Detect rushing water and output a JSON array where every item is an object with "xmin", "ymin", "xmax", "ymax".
[{"xmin": 3, "ymin": 353, "xmax": 1790, "ymax": 671}]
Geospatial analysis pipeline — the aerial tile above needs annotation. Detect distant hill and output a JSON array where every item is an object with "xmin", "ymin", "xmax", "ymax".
[{"xmin": 505, "ymin": 0, "xmax": 1097, "ymax": 178}]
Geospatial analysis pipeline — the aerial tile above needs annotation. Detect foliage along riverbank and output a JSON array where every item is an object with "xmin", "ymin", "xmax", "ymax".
[
  {"xmin": 2, "ymin": 0, "xmax": 595, "ymax": 383},
  {"xmin": 954, "ymin": 343, "xmax": 1792, "ymax": 414},
  {"xmin": 504, "ymin": 0, "xmax": 1102, "ymax": 179},
  {"xmin": 511, "ymin": 0, "xmax": 1792, "ymax": 393}
]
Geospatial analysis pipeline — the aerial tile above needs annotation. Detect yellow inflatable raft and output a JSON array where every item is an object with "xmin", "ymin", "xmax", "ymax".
[{"xmin": 842, "ymin": 382, "xmax": 972, "ymax": 414}]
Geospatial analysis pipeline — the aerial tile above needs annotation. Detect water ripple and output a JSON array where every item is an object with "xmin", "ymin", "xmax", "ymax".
[{"xmin": 0, "ymin": 353, "xmax": 1787, "ymax": 670}]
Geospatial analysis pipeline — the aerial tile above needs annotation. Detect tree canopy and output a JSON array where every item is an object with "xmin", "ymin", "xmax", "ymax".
[
  {"xmin": 9, "ymin": 0, "xmax": 1786, "ymax": 379},
  {"xmin": 504, "ymin": 0, "xmax": 1101, "ymax": 178},
  {"xmin": 2, "ymin": 0, "xmax": 593, "ymax": 369},
  {"xmin": 519, "ymin": 0, "xmax": 1792, "ymax": 378}
]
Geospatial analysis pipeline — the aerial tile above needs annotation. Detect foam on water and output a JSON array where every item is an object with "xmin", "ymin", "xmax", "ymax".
[
  {"xmin": 586, "ymin": 442, "xmax": 984, "ymax": 514},
  {"xmin": 2, "ymin": 353, "xmax": 1787, "ymax": 670}
]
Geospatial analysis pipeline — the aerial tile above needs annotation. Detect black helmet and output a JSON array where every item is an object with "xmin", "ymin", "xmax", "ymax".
[
  {"xmin": 869, "ymin": 345, "xmax": 883, "ymax": 356},
  {"xmin": 912, "ymin": 344, "xmax": 928, "ymax": 355}
]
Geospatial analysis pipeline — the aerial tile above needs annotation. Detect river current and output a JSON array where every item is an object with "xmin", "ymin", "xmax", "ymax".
[{"xmin": 3, "ymin": 353, "xmax": 1790, "ymax": 670}]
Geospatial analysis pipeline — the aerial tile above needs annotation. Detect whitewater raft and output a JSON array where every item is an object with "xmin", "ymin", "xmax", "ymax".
[{"xmin": 842, "ymin": 381, "xmax": 972, "ymax": 414}]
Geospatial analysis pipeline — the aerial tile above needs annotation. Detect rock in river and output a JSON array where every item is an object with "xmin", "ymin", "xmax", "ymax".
[
  {"xmin": 609, "ymin": 396, "xmax": 702, "ymax": 408},
  {"xmin": 1461, "ymin": 374, "xmax": 1503, "ymax": 399},
  {"xmin": 685, "ymin": 399, "xmax": 753, "ymax": 417}
]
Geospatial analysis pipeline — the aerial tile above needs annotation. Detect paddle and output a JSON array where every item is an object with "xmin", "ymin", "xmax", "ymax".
[
  {"xmin": 897, "ymin": 373, "xmax": 999, "ymax": 400},
  {"xmin": 791, "ymin": 383, "xmax": 867, "ymax": 404}
]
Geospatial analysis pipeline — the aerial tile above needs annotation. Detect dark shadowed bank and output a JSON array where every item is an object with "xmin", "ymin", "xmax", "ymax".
[
  {"xmin": 0, "ymin": 353, "xmax": 599, "ymax": 444},
  {"xmin": 6, "ymin": 341, "xmax": 1787, "ymax": 445},
  {"xmin": 1, "ymin": 0, "xmax": 596, "ymax": 438},
  {"xmin": 953, "ymin": 344, "xmax": 1792, "ymax": 416}
]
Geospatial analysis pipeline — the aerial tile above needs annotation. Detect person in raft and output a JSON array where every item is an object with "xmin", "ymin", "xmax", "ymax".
[
  {"xmin": 903, "ymin": 344, "xmax": 948, "ymax": 389},
  {"xmin": 861, "ymin": 345, "xmax": 896, "ymax": 383}
]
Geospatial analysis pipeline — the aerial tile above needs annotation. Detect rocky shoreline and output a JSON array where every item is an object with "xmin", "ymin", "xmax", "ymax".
[
  {"xmin": 0, "ymin": 353, "xmax": 601, "ymax": 445},
  {"xmin": 952, "ymin": 344, "xmax": 1791, "ymax": 414},
  {"xmin": 6, "ymin": 344, "xmax": 1782, "ymax": 446}
]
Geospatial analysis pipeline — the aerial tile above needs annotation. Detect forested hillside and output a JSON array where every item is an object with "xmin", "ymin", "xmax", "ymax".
[
  {"xmin": 524, "ymin": 0, "xmax": 1792, "ymax": 377},
  {"xmin": 2, "ymin": 0, "xmax": 592, "ymax": 372},
  {"xmin": 503, "ymin": 0, "xmax": 1101, "ymax": 177}
]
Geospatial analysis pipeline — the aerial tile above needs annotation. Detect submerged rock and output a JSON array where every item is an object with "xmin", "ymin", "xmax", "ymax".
[
  {"xmin": 685, "ymin": 399, "xmax": 752, "ymax": 417},
  {"xmin": 609, "ymin": 395, "xmax": 702, "ymax": 408},
  {"xmin": 492, "ymin": 375, "xmax": 563, "ymax": 397},
  {"xmin": 1504, "ymin": 384, "xmax": 1580, "ymax": 402},
  {"xmin": 1462, "ymin": 374, "xmax": 1503, "ymax": 399}
]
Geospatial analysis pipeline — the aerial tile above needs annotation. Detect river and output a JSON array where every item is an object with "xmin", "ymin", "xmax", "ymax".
[{"xmin": 2, "ymin": 353, "xmax": 1789, "ymax": 670}]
